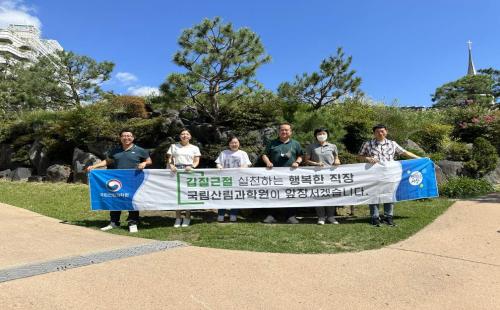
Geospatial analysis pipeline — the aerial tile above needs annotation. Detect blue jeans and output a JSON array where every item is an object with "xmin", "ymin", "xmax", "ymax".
[
  {"xmin": 369, "ymin": 203, "xmax": 394, "ymax": 219},
  {"xmin": 218, "ymin": 209, "xmax": 239, "ymax": 216}
]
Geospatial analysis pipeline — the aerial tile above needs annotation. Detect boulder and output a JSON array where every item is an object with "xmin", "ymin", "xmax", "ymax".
[
  {"xmin": 86, "ymin": 141, "xmax": 115, "ymax": 159},
  {"xmin": 10, "ymin": 167, "xmax": 32, "ymax": 181},
  {"xmin": 72, "ymin": 148, "xmax": 103, "ymax": 184},
  {"xmin": 27, "ymin": 175, "xmax": 44, "ymax": 182},
  {"xmin": 433, "ymin": 164, "xmax": 446, "ymax": 184},
  {"xmin": 0, "ymin": 169, "xmax": 11, "ymax": 179},
  {"xmin": 0, "ymin": 144, "xmax": 13, "ymax": 171},
  {"xmin": 190, "ymin": 123, "xmax": 226, "ymax": 144},
  {"xmin": 46, "ymin": 164, "xmax": 71, "ymax": 183},
  {"xmin": 484, "ymin": 162, "xmax": 500, "ymax": 184},
  {"xmin": 404, "ymin": 139, "xmax": 425, "ymax": 154},
  {"xmin": 437, "ymin": 160, "xmax": 465, "ymax": 179},
  {"xmin": 28, "ymin": 140, "xmax": 49, "ymax": 175}
]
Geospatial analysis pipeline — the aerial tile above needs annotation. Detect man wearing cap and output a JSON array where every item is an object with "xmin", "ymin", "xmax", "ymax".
[{"xmin": 358, "ymin": 124, "xmax": 420, "ymax": 227}]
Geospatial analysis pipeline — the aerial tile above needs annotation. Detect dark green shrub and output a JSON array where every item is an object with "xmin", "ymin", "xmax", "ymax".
[
  {"xmin": 429, "ymin": 152, "xmax": 445, "ymax": 162},
  {"xmin": 338, "ymin": 151, "xmax": 359, "ymax": 164},
  {"xmin": 464, "ymin": 137, "xmax": 498, "ymax": 177},
  {"xmin": 341, "ymin": 122, "xmax": 371, "ymax": 154},
  {"xmin": 439, "ymin": 177, "xmax": 494, "ymax": 198}
]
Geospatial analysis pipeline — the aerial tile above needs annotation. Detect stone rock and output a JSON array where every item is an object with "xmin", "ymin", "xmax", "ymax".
[
  {"xmin": 0, "ymin": 169, "xmax": 11, "ymax": 179},
  {"xmin": 260, "ymin": 127, "xmax": 278, "ymax": 145},
  {"xmin": 86, "ymin": 141, "xmax": 115, "ymax": 159},
  {"xmin": 72, "ymin": 148, "xmax": 103, "ymax": 184},
  {"xmin": 437, "ymin": 160, "xmax": 465, "ymax": 179},
  {"xmin": 433, "ymin": 164, "xmax": 446, "ymax": 184},
  {"xmin": 404, "ymin": 139, "xmax": 425, "ymax": 154},
  {"xmin": 484, "ymin": 162, "xmax": 500, "ymax": 184},
  {"xmin": 28, "ymin": 140, "xmax": 49, "ymax": 175},
  {"xmin": 0, "ymin": 144, "xmax": 13, "ymax": 171},
  {"xmin": 46, "ymin": 164, "xmax": 71, "ymax": 183},
  {"xmin": 190, "ymin": 123, "xmax": 226, "ymax": 144},
  {"xmin": 28, "ymin": 175, "xmax": 45, "ymax": 182},
  {"xmin": 10, "ymin": 167, "xmax": 32, "ymax": 181}
]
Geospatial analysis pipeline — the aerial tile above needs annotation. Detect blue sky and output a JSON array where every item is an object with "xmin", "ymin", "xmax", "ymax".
[{"xmin": 1, "ymin": 0, "xmax": 499, "ymax": 106}]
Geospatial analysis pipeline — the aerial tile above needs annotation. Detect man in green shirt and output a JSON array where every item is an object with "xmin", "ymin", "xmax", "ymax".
[{"xmin": 262, "ymin": 123, "xmax": 304, "ymax": 224}]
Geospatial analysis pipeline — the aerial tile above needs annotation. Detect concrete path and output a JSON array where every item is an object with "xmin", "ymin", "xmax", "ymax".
[{"xmin": 0, "ymin": 195, "xmax": 499, "ymax": 309}]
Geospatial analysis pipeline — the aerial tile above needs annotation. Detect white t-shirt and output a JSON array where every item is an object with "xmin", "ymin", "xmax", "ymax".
[
  {"xmin": 167, "ymin": 143, "xmax": 201, "ymax": 165},
  {"xmin": 215, "ymin": 150, "xmax": 252, "ymax": 168}
]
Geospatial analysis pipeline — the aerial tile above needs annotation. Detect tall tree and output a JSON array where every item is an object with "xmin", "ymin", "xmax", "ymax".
[
  {"xmin": 42, "ymin": 50, "xmax": 115, "ymax": 107},
  {"xmin": 278, "ymin": 47, "xmax": 362, "ymax": 110},
  {"xmin": 160, "ymin": 17, "xmax": 271, "ymax": 122},
  {"xmin": 0, "ymin": 51, "xmax": 114, "ymax": 115},
  {"xmin": 432, "ymin": 69, "xmax": 499, "ymax": 108}
]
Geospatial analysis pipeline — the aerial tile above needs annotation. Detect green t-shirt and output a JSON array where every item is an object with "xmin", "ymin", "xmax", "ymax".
[
  {"xmin": 264, "ymin": 139, "xmax": 303, "ymax": 167},
  {"xmin": 107, "ymin": 144, "xmax": 150, "ymax": 169}
]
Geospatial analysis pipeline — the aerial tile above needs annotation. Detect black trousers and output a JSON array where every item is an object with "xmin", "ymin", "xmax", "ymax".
[
  {"xmin": 265, "ymin": 208, "xmax": 296, "ymax": 220},
  {"xmin": 110, "ymin": 211, "xmax": 139, "ymax": 225}
]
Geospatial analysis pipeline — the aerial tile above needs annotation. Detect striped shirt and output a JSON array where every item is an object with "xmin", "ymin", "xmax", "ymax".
[{"xmin": 358, "ymin": 139, "xmax": 406, "ymax": 162}]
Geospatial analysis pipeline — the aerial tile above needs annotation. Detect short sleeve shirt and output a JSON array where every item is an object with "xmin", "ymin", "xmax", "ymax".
[
  {"xmin": 167, "ymin": 143, "xmax": 201, "ymax": 165},
  {"xmin": 264, "ymin": 139, "xmax": 303, "ymax": 167},
  {"xmin": 106, "ymin": 144, "xmax": 150, "ymax": 169},
  {"xmin": 358, "ymin": 139, "xmax": 406, "ymax": 162},
  {"xmin": 306, "ymin": 142, "xmax": 338, "ymax": 166},
  {"xmin": 215, "ymin": 150, "xmax": 252, "ymax": 168}
]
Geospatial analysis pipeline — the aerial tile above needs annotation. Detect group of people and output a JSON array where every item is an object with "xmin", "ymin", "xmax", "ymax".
[{"xmin": 86, "ymin": 122, "xmax": 420, "ymax": 233}]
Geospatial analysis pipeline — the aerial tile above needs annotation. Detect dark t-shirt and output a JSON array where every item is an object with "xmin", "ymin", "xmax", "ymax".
[
  {"xmin": 264, "ymin": 139, "xmax": 303, "ymax": 167},
  {"xmin": 106, "ymin": 144, "xmax": 150, "ymax": 169}
]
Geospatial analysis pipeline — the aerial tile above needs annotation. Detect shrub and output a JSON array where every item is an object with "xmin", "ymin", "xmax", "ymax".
[
  {"xmin": 445, "ymin": 141, "xmax": 471, "ymax": 161},
  {"xmin": 409, "ymin": 123, "xmax": 452, "ymax": 153},
  {"xmin": 112, "ymin": 96, "xmax": 148, "ymax": 119},
  {"xmin": 341, "ymin": 122, "xmax": 371, "ymax": 154},
  {"xmin": 439, "ymin": 177, "xmax": 494, "ymax": 198},
  {"xmin": 429, "ymin": 152, "xmax": 445, "ymax": 162},
  {"xmin": 464, "ymin": 137, "xmax": 498, "ymax": 177}
]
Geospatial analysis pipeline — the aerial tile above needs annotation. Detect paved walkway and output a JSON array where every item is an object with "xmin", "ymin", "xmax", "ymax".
[{"xmin": 0, "ymin": 195, "xmax": 499, "ymax": 309}]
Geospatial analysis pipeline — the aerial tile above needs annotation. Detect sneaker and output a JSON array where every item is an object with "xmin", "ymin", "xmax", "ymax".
[
  {"xmin": 286, "ymin": 216, "xmax": 300, "ymax": 224},
  {"xmin": 263, "ymin": 215, "xmax": 277, "ymax": 224},
  {"xmin": 317, "ymin": 218, "xmax": 325, "ymax": 225},
  {"xmin": 327, "ymin": 216, "xmax": 339, "ymax": 224},
  {"xmin": 181, "ymin": 218, "xmax": 191, "ymax": 227},
  {"xmin": 101, "ymin": 222, "xmax": 118, "ymax": 231},
  {"xmin": 383, "ymin": 216, "xmax": 396, "ymax": 227},
  {"xmin": 129, "ymin": 224, "xmax": 138, "ymax": 233},
  {"xmin": 229, "ymin": 215, "xmax": 237, "ymax": 222},
  {"xmin": 217, "ymin": 215, "xmax": 225, "ymax": 222},
  {"xmin": 371, "ymin": 217, "xmax": 381, "ymax": 227},
  {"xmin": 173, "ymin": 218, "xmax": 182, "ymax": 228}
]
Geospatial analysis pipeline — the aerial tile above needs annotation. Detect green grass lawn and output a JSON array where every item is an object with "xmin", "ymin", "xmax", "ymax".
[{"xmin": 0, "ymin": 180, "xmax": 453, "ymax": 254}]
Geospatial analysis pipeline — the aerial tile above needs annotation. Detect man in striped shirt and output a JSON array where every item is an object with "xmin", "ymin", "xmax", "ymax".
[{"xmin": 358, "ymin": 124, "xmax": 420, "ymax": 227}]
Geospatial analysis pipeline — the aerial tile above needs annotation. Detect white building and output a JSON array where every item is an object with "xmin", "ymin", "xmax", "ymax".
[{"xmin": 0, "ymin": 24, "xmax": 62, "ymax": 64}]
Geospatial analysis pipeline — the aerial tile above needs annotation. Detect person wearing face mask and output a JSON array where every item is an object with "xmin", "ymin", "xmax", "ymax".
[
  {"xmin": 215, "ymin": 135, "xmax": 252, "ymax": 223},
  {"xmin": 358, "ymin": 124, "xmax": 421, "ymax": 227},
  {"xmin": 305, "ymin": 128, "xmax": 341, "ymax": 225}
]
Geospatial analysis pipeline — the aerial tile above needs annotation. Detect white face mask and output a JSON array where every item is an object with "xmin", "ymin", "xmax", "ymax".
[{"xmin": 316, "ymin": 134, "xmax": 327, "ymax": 142}]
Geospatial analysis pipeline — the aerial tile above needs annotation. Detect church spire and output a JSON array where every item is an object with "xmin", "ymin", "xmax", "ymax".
[{"xmin": 467, "ymin": 40, "xmax": 476, "ymax": 76}]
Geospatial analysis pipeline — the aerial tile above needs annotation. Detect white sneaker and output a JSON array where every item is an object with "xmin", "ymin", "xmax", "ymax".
[
  {"xmin": 181, "ymin": 218, "xmax": 191, "ymax": 227},
  {"xmin": 263, "ymin": 215, "xmax": 277, "ymax": 224},
  {"xmin": 129, "ymin": 224, "xmax": 138, "ymax": 233},
  {"xmin": 327, "ymin": 216, "xmax": 339, "ymax": 224},
  {"xmin": 317, "ymin": 219, "xmax": 325, "ymax": 225},
  {"xmin": 229, "ymin": 215, "xmax": 237, "ymax": 222},
  {"xmin": 173, "ymin": 218, "xmax": 182, "ymax": 228},
  {"xmin": 101, "ymin": 222, "xmax": 118, "ymax": 231},
  {"xmin": 217, "ymin": 215, "xmax": 225, "ymax": 222}
]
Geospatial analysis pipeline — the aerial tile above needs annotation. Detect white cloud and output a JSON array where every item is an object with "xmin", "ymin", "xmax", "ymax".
[
  {"xmin": 0, "ymin": 0, "xmax": 41, "ymax": 29},
  {"xmin": 127, "ymin": 86, "xmax": 159, "ymax": 97},
  {"xmin": 115, "ymin": 72, "xmax": 138, "ymax": 85}
]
